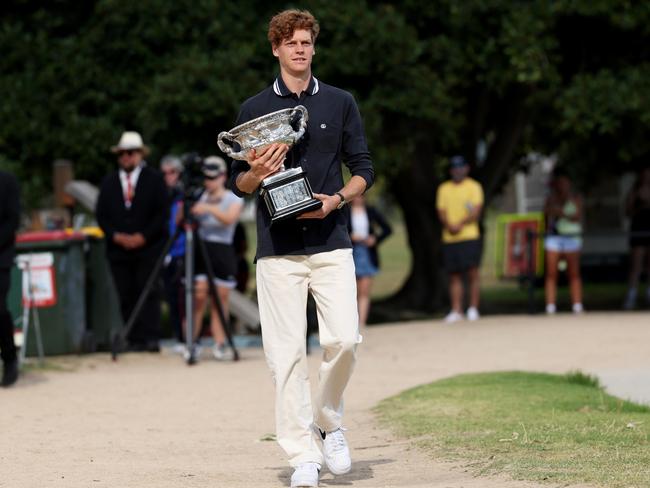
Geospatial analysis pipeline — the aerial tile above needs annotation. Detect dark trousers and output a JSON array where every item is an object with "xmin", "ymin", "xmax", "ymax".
[
  {"xmin": 163, "ymin": 255, "xmax": 184, "ymax": 342},
  {"xmin": 0, "ymin": 268, "xmax": 17, "ymax": 364},
  {"xmin": 109, "ymin": 257, "xmax": 161, "ymax": 345}
]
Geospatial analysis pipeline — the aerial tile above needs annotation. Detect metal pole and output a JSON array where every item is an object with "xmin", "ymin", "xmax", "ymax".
[
  {"xmin": 184, "ymin": 224, "xmax": 197, "ymax": 364},
  {"xmin": 527, "ymin": 229, "xmax": 536, "ymax": 315}
]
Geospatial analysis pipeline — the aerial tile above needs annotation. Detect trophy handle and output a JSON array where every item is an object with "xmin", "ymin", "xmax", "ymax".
[
  {"xmin": 217, "ymin": 131, "xmax": 248, "ymax": 161},
  {"xmin": 290, "ymin": 105, "xmax": 309, "ymax": 143}
]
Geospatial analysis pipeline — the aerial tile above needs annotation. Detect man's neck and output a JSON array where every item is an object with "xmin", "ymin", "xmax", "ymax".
[
  {"xmin": 280, "ymin": 69, "xmax": 311, "ymax": 96},
  {"xmin": 121, "ymin": 162, "xmax": 142, "ymax": 174}
]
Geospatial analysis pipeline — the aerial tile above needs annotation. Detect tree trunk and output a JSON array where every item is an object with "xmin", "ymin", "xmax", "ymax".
[
  {"xmin": 477, "ymin": 85, "xmax": 533, "ymax": 201},
  {"xmin": 373, "ymin": 152, "xmax": 444, "ymax": 318},
  {"xmin": 374, "ymin": 86, "xmax": 532, "ymax": 320}
]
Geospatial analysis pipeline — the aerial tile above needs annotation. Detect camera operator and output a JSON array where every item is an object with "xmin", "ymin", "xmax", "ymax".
[
  {"xmin": 187, "ymin": 156, "xmax": 243, "ymax": 360},
  {"xmin": 160, "ymin": 155, "xmax": 186, "ymax": 349}
]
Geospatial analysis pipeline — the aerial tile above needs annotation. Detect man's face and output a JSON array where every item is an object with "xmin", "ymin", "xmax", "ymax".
[
  {"xmin": 272, "ymin": 29, "xmax": 314, "ymax": 76},
  {"xmin": 162, "ymin": 165, "xmax": 180, "ymax": 188},
  {"xmin": 118, "ymin": 149, "xmax": 143, "ymax": 172},
  {"xmin": 203, "ymin": 173, "xmax": 225, "ymax": 191},
  {"xmin": 450, "ymin": 165, "xmax": 468, "ymax": 182}
]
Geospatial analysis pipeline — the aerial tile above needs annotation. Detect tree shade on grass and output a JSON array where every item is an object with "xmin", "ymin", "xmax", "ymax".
[{"xmin": 376, "ymin": 371, "xmax": 650, "ymax": 488}]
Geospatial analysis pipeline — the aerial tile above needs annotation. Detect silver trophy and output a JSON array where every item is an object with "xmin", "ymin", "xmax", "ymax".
[{"xmin": 218, "ymin": 105, "xmax": 322, "ymax": 222}]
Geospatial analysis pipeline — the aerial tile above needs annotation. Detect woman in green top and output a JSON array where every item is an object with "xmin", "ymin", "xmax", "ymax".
[{"xmin": 543, "ymin": 168, "xmax": 584, "ymax": 315}]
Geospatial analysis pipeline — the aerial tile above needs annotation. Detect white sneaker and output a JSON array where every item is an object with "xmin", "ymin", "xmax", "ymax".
[
  {"xmin": 182, "ymin": 344, "xmax": 202, "ymax": 361},
  {"xmin": 291, "ymin": 462, "xmax": 320, "ymax": 487},
  {"xmin": 443, "ymin": 311, "xmax": 464, "ymax": 323},
  {"xmin": 545, "ymin": 303, "xmax": 556, "ymax": 315},
  {"xmin": 318, "ymin": 427, "xmax": 351, "ymax": 475},
  {"xmin": 212, "ymin": 343, "xmax": 233, "ymax": 361},
  {"xmin": 466, "ymin": 307, "xmax": 480, "ymax": 321},
  {"xmin": 572, "ymin": 303, "xmax": 584, "ymax": 314}
]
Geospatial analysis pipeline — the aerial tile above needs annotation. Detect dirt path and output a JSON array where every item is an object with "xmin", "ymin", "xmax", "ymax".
[{"xmin": 2, "ymin": 312, "xmax": 648, "ymax": 488}]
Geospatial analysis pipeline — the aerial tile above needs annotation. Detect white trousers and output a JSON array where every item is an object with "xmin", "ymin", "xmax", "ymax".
[{"xmin": 256, "ymin": 248, "xmax": 360, "ymax": 467}]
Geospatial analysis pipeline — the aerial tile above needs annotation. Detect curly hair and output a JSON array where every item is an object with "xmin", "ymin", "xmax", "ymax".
[{"xmin": 268, "ymin": 9, "xmax": 320, "ymax": 47}]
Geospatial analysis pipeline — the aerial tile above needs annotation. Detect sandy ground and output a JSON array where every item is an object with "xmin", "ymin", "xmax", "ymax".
[{"xmin": 1, "ymin": 312, "xmax": 649, "ymax": 488}]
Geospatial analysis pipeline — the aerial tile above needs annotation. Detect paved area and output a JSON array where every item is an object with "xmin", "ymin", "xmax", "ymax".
[{"xmin": 1, "ymin": 312, "xmax": 648, "ymax": 488}]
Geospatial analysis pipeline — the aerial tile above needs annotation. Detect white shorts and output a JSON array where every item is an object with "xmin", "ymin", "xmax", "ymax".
[{"xmin": 544, "ymin": 235, "xmax": 582, "ymax": 253}]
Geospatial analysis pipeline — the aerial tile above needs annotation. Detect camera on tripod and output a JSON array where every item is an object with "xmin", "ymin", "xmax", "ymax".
[{"xmin": 179, "ymin": 152, "xmax": 207, "ymax": 203}]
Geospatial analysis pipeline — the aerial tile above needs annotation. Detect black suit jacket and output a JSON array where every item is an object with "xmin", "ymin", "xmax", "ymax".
[
  {"xmin": 0, "ymin": 171, "xmax": 20, "ymax": 269},
  {"xmin": 96, "ymin": 165, "xmax": 168, "ymax": 262}
]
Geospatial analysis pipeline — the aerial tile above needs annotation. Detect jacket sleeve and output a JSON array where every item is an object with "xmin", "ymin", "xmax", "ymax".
[
  {"xmin": 95, "ymin": 176, "xmax": 116, "ymax": 242},
  {"xmin": 0, "ymin": 174, "xmax": 20, "ymax": 247},
  {"xmin": 141, "ymin": 170, "xmax": 169, "ymax": 243},
  {"xmin": 341, "ymin": 93, "xmax": 374, "ymax": 191},
  {"xmin": 369, "ymin": 206, "xmax": 392, "ymax": 245}
]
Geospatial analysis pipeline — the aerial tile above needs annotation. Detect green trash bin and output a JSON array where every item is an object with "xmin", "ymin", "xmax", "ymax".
[
  {"xmin": 9, "ymin": 230, "xmax": 87, "ymax": 356},
  {"xmin": 82, "ymin": 228, "xmax": 123, "ymax": 351}
]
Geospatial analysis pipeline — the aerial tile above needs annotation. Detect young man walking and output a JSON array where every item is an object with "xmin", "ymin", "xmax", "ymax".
[{"xmin": 229, "ymin": 10, "xmax": 374, "ymax": 488}]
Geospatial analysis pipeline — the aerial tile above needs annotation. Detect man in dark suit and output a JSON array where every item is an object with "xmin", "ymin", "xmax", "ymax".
[
  {"xmin": 96, "ymin": 131, "xmax": 168, "ymax": 352},
  {"xmin": 0, "ymin": 170, "xmax": 20, "ymax": 386}
]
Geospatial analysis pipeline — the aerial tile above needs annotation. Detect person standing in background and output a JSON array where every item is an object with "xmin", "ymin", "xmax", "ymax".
[
  {"xmin": 190, "ymin": 157, "xmax": 243, "ymax": 360},
  {"xmin": 160, "ymin": 155, "xmax": 186, "ymax": 348},
  {"xmin": 0, "ymin": 171, "xmax": 20, "ymax": 387},
  {"xmin": 96, "ymin": 131, "xmax": 168, "ymax": 352},
  {"xmin": 623, "ymin": 166, "xmax": 650, "ymax": 310},
  {"xmin": 436, "ymin": 155, "xmax": 484, "ymax": 323},
  {"xmin": 349, "ymin": 194, "xmax": 392, "ymax": 327},
  {"xmin": 543, "ymin": 168, "xmax": 584, "ymax": 314}
]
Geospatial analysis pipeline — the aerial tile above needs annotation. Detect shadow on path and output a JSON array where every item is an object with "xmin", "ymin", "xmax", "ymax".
[{"xmin": 277, "ymin": 458, "xmax": 395, "ymax": 486}]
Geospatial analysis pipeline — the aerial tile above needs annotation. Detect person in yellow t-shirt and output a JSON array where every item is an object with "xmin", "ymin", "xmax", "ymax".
[{"xmin": 436, "ymin": 155, "xmax": 484, "ymax": 323}]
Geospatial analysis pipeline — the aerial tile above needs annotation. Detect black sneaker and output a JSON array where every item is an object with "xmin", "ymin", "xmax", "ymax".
[{"xmin": 2, "ymin": 359, "xmax": 19, "ymax": 387}]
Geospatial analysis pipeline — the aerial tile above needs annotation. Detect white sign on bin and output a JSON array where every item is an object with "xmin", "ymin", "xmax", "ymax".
[{"xmin": 16, "ymin": 252, "xmax": 57, "ymax": 308}]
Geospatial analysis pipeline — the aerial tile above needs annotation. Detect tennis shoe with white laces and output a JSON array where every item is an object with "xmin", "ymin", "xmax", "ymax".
[
  {"xmin": 318, "ymin": 427, "xmax": 351, "ymax": 475},
  {"xmin": 290, "ymin": 462, "xmax": 320, "ymax": 487}
]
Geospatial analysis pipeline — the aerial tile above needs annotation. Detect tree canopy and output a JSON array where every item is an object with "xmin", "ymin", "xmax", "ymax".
[{"xmin": 1, "ymin": 0, "xmax": 648, "ymax": 311}]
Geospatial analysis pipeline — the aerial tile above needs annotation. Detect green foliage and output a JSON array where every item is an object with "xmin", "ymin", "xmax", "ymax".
[
  {"xmin": 377, "ymin": 371, "xmax": 650, "ymax": 487},
  {"xmin": 1, "ymin": 0, "xmax": 649, "ymax": 210},
  {"xmin": 0, "ymin": 0, "xmax": 283, "ymax": 204}
]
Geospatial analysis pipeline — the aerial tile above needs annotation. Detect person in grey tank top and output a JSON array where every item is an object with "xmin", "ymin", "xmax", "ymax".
[{"xmin": 189, "ymin": 156, "xmax": 243, "ymax": 360}]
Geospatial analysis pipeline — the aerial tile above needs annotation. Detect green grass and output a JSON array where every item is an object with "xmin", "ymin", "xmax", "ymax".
[{"xmin": 376, "ymin": 371, "xmax": 650, "ymax": 487}]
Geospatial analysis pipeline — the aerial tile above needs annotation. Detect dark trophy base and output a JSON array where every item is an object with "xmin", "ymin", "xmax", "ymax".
[{"xmin": 260, "ymin": 167, "xmax": 323, "ymax": 223}]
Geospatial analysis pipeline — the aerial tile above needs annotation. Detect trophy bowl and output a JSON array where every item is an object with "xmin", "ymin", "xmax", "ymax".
[
  {"xmin": 218, "ymin": 105, "xmax": 309, "ymax": 161},
  {"xmin": 218, "ymin": 105, "xmax": 322, "ymax": 222}
]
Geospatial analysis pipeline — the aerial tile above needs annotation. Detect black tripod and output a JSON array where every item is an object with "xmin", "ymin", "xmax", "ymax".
[{"xmin": 111, "ymin": 194, "xmax": 240, "ymax": 364}]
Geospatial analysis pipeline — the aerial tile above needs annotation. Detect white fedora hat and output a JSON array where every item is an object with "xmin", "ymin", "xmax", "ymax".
[{"xmin": 110, "ymin": 131, "xmax": 150, "ymax": 155}]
